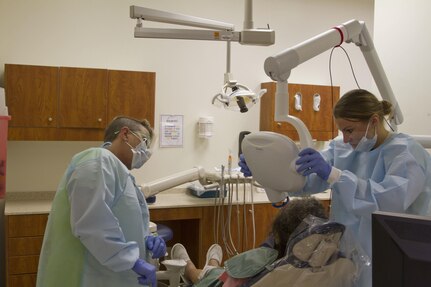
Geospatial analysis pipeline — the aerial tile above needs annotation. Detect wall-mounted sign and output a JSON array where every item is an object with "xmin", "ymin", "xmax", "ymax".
[{"xmin": 160, "ymin": 114, "xmax": 183, "ymax": 147}]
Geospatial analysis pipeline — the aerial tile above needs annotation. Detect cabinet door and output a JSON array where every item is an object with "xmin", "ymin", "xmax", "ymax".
[
  {"xmin": 6, "ymin": 214, "xmax": 48, "ymax": 287},
  {"xmin": 108, "ymin": 70, "xmax": 155, "ymax": 127},
  {"xmin": 243, "ymin": 203, "xmax": 280, "ymax": 251},
  {"xmin": 5, "ymin": 64, "xmax": 58, "ymax": 128},
  {"xmin": 59, "ymin": 67, "xmax": 107, "ymax": 128},
  {"xmin": 260, "ymin": 82, "xmax": 339, "ymax": 141}
]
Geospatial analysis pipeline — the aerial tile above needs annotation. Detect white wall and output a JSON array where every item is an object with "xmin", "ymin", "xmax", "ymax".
[
  {"xmin": 0, "ymin": 0, "xmax": 374, "ymax": 192},
  {"xmin": 374, "ymin": 0, "xmax": 431, "ymax": 135}
]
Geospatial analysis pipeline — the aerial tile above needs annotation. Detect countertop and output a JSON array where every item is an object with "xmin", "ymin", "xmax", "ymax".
[{"xmin": 4, "ymin": 185, "xmax": 330, "ymax": 216}]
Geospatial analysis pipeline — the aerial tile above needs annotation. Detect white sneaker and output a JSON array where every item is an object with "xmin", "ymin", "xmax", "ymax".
[
  {"xmin": 170, "ymin": 243, "xmax": 191, "ymax": 262},
  {"xmin": 198, "ymin": 244, "xmax": 223, "ymax": 280},
  {"xmin": 170, "ymin": 243, "xmax": 192, "ymax": 285}
]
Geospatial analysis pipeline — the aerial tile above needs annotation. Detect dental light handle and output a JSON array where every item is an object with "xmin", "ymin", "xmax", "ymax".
[
  {"xmin": 236, "ymin": 95, "xmax": 248, "ymax": 113},
  {"xmin": 275, "ymin": 81, "xmax": 313, "ymax": 149}
]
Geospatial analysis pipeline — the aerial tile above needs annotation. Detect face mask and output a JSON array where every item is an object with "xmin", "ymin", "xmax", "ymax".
[
  {"xmin": 355, "ymin": 120, "xmax": 377, "ymax": 152},
  {"xmin": 127, "ymin": 132, "xmax": 152, "ymax": 169}
]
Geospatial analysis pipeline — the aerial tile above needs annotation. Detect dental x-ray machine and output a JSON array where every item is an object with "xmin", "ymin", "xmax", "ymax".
[{"xmin": 242, "ymin": 19, "xmax": 431, "ymax": 203}]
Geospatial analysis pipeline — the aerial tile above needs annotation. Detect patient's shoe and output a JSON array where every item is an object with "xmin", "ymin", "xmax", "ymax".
[
  {"xmin": 171, "ymin": 243, "xmax": 191, "ymax": 262},
  {"xmin": 170, "ymin": 243, "xmax": 192, "ymax": 285},
  {"xmin": 199, "ymin": 244, "xmax": 223, "ymax": 280}
]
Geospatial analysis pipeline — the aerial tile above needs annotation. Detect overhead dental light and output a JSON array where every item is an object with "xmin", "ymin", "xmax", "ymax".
[
  {"xmin": 130, "ymin": 1, "xmax": 274, "ymax": 112},
  {"xmin": 212, "ymin": 41, "xmax": 267, "ymax": 113}
]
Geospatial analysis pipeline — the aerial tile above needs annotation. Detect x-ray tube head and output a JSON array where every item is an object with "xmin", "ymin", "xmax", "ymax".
[{"xmin": 241, "ymin": 131, "xmax": 306, "ymax": 202}]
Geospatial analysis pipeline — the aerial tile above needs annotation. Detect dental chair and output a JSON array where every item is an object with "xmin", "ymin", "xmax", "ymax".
[
  {"xmin": 160, "ymin": 217, "xmax": 362, "ymax": 287},
  {"xmin": 247, "ymin": 217, "xmax": 358, "ymax": 287}
]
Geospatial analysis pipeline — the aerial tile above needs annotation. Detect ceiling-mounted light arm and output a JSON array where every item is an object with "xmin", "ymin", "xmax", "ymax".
[
  {"xmin": 224, "ymin": 41, "xmax": 248, "ymax": 113},
  {"xmin": 224, "ymin": 40, "xmax": 235, "ymax": 86},
  {"xmin": 243, "ymin": 0, "xmax": 253, "ymax": 30},
  {"xmin": 130, "ymin": 3, "xmax": 275, "ymax": 46},
  {"xmin": 130, "ymin": 6, "xmax": 234, "ymax": 30}
]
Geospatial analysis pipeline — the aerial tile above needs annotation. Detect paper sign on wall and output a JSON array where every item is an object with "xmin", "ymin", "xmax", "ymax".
[{"xmin": 160, "ymin": 115, "xmax": 183, "ymax": 147}]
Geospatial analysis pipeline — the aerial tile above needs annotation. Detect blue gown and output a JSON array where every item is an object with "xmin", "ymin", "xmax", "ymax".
[
  {"xmin": 37, "ymin": 146, "xmax": 151, "ymax": 287},
  {"xmin": 292, "ymin": 133, "xmax": 431, "ymax": 286}
]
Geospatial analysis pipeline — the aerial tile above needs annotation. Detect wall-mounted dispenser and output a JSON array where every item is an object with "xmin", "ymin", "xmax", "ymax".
[{"xmin": 198, "ymin": 116, "xmax": 214, "ymax": 139}]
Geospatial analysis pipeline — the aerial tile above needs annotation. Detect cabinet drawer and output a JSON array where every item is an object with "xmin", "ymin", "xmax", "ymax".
[
  {"xmin": 8, "ymin": 237, "xmax": 44, "ymax": 256},
  {"xmin": 7, "ymin": 214, "xmax": 48, "ymax": 237},
  {"xmin": 8, "ymin": 274, "xmax": 37, "ymax": 287},
  {"xmin": 8, "ymin": 255, "xmax": 39, "ymax": 274}
]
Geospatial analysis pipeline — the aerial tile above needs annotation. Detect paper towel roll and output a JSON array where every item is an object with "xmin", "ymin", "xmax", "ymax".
[{"xmin": 0, "ymin": 88, "xmax": 8, "ymax": 116}]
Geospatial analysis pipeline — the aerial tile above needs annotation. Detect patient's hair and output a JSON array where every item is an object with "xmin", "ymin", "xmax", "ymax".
[{"xmin": 271, "ymin": 197, "xmax": 327, "ymax": 257}]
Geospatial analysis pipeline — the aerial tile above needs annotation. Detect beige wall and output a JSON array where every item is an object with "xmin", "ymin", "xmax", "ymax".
[{"xmin": 374, "ymin": 0, "xmax": 431, "ymax": 135}]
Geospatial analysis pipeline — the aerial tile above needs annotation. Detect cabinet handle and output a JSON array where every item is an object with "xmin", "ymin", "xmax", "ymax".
[
  {"xmin": 98, "ymin": 118, "xmax": 102, "ymax": 122},
  {"xmin": 313, "ymin": 93, "xmax": 321, "ymax": 111},
  {"xmin": 294, "ymin": 92, "xmax": 303, "ymax": 111},
  {"xmin": 48, "ymin": 117, "xmax": 53, "ymax": 122},
  {"xmin": 276, "ymin": 122, "xmax": 282, "ymax": 127}
]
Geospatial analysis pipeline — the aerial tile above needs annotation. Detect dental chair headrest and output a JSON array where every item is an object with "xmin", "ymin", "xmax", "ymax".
[{"xmin": 286, "ymin": 219, "xmax": 345, "ymax": 268}]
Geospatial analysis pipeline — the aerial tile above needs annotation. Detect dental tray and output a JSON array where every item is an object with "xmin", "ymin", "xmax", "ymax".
[{"xmin": 188, "ymin": 183, "xmax": 227, "ymax": 198}]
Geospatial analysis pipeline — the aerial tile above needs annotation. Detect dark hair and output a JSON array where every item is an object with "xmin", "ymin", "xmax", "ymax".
[
  {"xmin": 271, "ymin": 197, "xmax": 327, "ymax": 257},
  {"xmin": 333, "ymin": 89, "xmax": 392, "ymax": 122},
  {"xmin": 104, "ymin": 116, "xmax": 153, "ymax": 143}
]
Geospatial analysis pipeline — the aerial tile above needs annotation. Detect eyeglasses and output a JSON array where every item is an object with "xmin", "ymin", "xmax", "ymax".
[
  {"xmin": 114, "ymin": 130, "xmax": 150, "ymax": 148},
  {"xmin": 130, "ymin": 131, "xmax": 150, "ymax": 148}
]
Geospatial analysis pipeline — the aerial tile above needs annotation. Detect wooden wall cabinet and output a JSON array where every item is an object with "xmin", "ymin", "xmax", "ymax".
[
  {"xmin": 260, "ymin": 82, "xmax": 340, "ymax": 141},
  {"xmin": 5, "ymin": 64, "xmax": 155, "ymax": 141}
]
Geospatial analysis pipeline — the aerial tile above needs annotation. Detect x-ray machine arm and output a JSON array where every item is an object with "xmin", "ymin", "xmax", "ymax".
[
  {"xmin": 264, "ymin": 19, "xmax": 404, "ymax": 131},
  {"xmin": 140, "ymin": 167, "xmax": 233, "ymax": 198}
]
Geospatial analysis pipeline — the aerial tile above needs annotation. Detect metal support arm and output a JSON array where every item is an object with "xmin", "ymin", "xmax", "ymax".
[{"xmin": 264, "ymin": 19, "xmax": 403, "ymax": 128}]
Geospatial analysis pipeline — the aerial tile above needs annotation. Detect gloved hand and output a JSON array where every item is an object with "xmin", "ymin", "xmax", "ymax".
[
  {"xmin": 238, "ymin": 154, "xmax": 252, "ymax": 177},
  {"xmin": 145, "ymin": 235, "xmax": 166, "ymax": 259},
  {"xmin": 132, "ymin": 258, "xmax": 157, "ymax": 286},
  {"xmin": 295, "ymin": 148, "xmax": 332, "ymax": 181}
]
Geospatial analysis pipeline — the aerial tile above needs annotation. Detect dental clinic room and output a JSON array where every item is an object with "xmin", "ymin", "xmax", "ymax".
[{"xmin": 2, "ymin": 0, "xmax": 431, "ymax": 287}]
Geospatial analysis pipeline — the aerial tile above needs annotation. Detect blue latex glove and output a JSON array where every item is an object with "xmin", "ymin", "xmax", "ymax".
[
  {"xmin": 145, "ymin": 235, "xmax": 166, "ymax": 259},
  {"xmin": 132, "ymin": 259, "xmax": 157, "ymax": 286},
  {"xmin": 238, "ymin": 154, "xmax": 252, "ymax": 177},
  {"xmin": 295, "ymin": 148, "xmax": 332, "ymax": 180}
]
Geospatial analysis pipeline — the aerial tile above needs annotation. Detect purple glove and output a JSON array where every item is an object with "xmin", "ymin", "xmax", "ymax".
[
  {"xmin": 145, "ymin": 235, "xmax": 166, "ymax": 259},
  {"xmin": 132, "ymin": 259, "xmax": 156, "ymax": 286},
  {"xmin": 295, "ymin": 148, "xmax": 331, "ymax": 181},
  {"xmin": 238, "ymin": 154, "xmax": 252, "ymax": 177}
]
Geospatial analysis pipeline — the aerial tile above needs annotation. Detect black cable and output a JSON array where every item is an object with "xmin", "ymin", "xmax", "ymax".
[{"xmin": 329, "ymin": 45, "xmax": 361, "ymax": 98}]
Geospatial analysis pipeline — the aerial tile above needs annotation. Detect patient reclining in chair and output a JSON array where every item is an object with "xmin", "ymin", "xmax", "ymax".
[{"xmin": 169, "ymin": 197, "xmax": 368, "ymax": 286}]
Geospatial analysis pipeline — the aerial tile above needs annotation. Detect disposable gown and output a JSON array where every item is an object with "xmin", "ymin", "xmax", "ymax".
[
  {"xmin": 291, "ymin": 133, "xmax": 431, "ymax": 287},
  {"xmin": 36, "ymin": 147, "xmax": 151, "ymax": 287}
]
